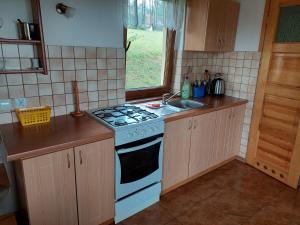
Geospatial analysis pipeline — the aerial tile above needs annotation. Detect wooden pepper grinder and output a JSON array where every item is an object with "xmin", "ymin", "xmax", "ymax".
[{"xmin": 71, "ymin": 80, "xmax": 85, "ymax": 117}]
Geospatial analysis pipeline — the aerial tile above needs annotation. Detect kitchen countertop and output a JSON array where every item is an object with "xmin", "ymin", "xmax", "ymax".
[
  {"xmin": 139, "ymin": 95, "xmax": 248, "ymax": 122},
  {"xmin": 0, "ymin": 114, "xmax": 114, "ymax": 161},
  {"xmin": 0, "ymin": 96, "xmax": 247, "ymax": 161}
]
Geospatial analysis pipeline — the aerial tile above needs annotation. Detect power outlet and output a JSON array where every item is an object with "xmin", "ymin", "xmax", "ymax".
[
  {"xmin": 0, "ymin": 99, "xmax": 12, "ymax": 113},
  {"xmin": 15, "ymin": 98, "xmax": 27, "ymax": 108}
]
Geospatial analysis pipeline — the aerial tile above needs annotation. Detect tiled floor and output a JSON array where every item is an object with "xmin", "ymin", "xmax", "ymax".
[{"xmin": 118, "ymin": 160, "xmax": 300, "ymax": 225}]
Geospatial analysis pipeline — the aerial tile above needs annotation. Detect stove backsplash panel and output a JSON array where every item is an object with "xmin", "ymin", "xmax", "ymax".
[{"xmin": 0, "ymin": 44, "xmax": 126, "ymax": 124}]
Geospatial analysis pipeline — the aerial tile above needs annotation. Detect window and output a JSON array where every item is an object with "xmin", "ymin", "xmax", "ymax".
[
  {"xmin": 126, "ymin": 29, "xmax": 166, "ymax": 89},
  {"xmin": 124, "ymin": 0, "xmax": 175, "ymax": 100}
]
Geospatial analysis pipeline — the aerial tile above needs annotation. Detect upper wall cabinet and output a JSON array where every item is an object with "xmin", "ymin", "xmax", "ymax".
[{"xmin": 184, "ymin": 0, "xmax": 240, "ymax": 52}]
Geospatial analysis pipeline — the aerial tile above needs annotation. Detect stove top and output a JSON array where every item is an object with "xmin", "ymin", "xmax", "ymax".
[{"xmin": 90, "ymin": 104, "xmax": 159, "ymax": 127}]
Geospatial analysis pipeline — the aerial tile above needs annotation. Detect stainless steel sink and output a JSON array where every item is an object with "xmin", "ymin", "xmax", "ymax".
[{"xmin": 167, "ymin": 99, "xmax": 207, "ymax": 110}]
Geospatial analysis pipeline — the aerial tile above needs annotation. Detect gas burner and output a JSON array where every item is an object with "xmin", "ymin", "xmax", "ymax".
[{"xmin": 91, "ymin": 104, "xmax": 159, "ymax": 127}]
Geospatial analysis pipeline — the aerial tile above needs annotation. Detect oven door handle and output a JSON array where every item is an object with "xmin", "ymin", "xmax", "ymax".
[{"xmin": 117, "ymin": 137, "xmax": 163, "ymax": 155}]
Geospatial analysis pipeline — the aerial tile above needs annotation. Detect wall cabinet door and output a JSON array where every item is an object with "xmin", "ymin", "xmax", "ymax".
[
  {"xmin": 184, "ymin": 0, "xmax": 240, "ymax": 52},
  {"xmin": 222, "ymin": 0, "xmax": 240, "ymax": 51},
  {"xmin": 75, "ymin": 139, "xmax": 114, "ymax": 225},
  {"xmin": 162, "ymin": 118, "xmax": 192, "ymax": 191},
  {"xmin": 22, "ymin": 149, "xmax": 78, "ymax": 225},
  {"xmin": 204, "ymin": 0, "xmax": 226, "ymax": 52},
  {"xmin": 189, "ymin": 112, "xmax": 217, "ymax": 177}
]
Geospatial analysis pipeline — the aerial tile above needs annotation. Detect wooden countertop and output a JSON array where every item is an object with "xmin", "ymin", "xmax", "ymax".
[
  {"xmin": 0, "ymin": 114, "xmax": 114, "ymax": 161},
  {"xmin": 164, "ymin": 96, "xmax": 248, "ymax": 122},
  {"xmin": 149, "ymin": 95, "xmax": 248, "ymax": 122}
]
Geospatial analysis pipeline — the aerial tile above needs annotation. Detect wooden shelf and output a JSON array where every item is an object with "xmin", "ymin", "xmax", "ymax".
[
  {"xmin": 0, "ymin": 0, "xmax": 48, "ymax": 75},
  {"xmin": 0, "ymin": 68, "xmax": 45, "ymax": 74},
  {"xmin": 0, "ymin": 38, "xmax": 41, "ymax": 44}
]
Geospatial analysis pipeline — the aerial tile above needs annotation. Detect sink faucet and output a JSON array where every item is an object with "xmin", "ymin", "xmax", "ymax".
[{"xmin": 162, "ymin": 91, "xmax": 181, "ymax": 105}]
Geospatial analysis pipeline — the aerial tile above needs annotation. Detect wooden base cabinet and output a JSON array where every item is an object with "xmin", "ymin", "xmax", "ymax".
[
  {"xmin": 75, "ymin": 140, "xmax": 114, "ymax": 225},
  {"xmin": 189, "ymin": 112, "xmax": 217, "ymax": 177},
  {"xmin": 19, "ymin": 138, "xmax": 114, "ymax": 225},
  {"xmin": 163, "ymin": 105, "xmax": 246, "ymax": 192},
  {"xmin": 22, "ymin": 148, "xmax": 78, "ymax": 225},
  {"xmin": 162, "ymin": 118, "xmax": 192, "ymax": 191}
]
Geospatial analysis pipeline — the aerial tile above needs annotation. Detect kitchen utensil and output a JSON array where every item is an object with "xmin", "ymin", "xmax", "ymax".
[
  {"xmin": 212, "ymin": 73, "xmax": 225, "ymax": 95},
  {"xmin": 29, "ymin": 23, "xmax": 38, "ymax": 40},
  {"xmin": 17, "ymin": 19, "xmax": 31, "ymax": 40},
  {"xmin": 31, "ymin": 58, "xmax": 40, "ymax": 69},
  {"xmin": 71, "ymin": 80, "xmax": 85, "ymax": 117},
  {"xmin": 0, "ymin": 58, "xmax": 5, "ymax": 71}
]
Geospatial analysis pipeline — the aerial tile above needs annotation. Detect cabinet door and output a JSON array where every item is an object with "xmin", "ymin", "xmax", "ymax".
[
  {"xmin": 22, "ymin": 149, "xmax": 78, "ymax": 225},
  {"xmin": 222, "ymin": 0, "xmax": 240, "ymax": 51},
  {"xmin": 184, "ymin": 0, "xmax": 210, "ymax": 51},
  {"xmin": 229, "ymin": 104, "xmax": 246, "ymax": 158},
  {"xmin": 214, "ymin": 108, "xmax": 233, "ymax": 165},
  {"xmin": 204, "ymin": 0, "xmax": 226, "ymax": 51},
  {"xmin": 189, "ymin": 112, "xmax": 217, "ymax": 177},
  {"xmin": 162, "ymin": 118, "xmax": 192, "ymax": 191},
  {"xmin": 75, "ymin": 139, "xmax": 114, "ymax": 225}
]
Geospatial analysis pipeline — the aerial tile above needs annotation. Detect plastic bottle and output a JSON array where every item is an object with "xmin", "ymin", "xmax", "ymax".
[{"xmin": 181, "ymin": 76, "xmax": 190, "ymax": 99}]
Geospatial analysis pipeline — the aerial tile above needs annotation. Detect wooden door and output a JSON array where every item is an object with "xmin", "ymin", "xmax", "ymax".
[
  {"xmin": 205, "ymin": 0, "xmax": 226, "ymax": 51},
  {"xmin": 222, "ymin": 0, "xmax": 240, "ymax": 51},
  {"xmin": 162, "ymin": 118, "xmax": 192, "ymax": 191},
  {"xmin": 225, "ymin": 105, "xmax": 246, "ymax": 159},
  {"xmin": 22, "ymin": 149, "xmax": 78, "ymax": 225},
  {"xmin": 213, "ymin": 108, "xmax": 232, "ymax": 165},
  {"xmin": 247, "ymin": 0, "xmax": 300, "ymax": 188},
  {"xmin": 75, "ymin": 139, "xmax": 114, "ymax": 225},
  {"xmin": 189, "ymin": 112, "xmax": 217, "ymax": 177}
]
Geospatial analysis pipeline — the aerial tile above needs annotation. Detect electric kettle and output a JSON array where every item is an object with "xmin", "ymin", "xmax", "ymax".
[{"xmin": 212, "ymin": 73, "xmax": 225, "ymax": 96}]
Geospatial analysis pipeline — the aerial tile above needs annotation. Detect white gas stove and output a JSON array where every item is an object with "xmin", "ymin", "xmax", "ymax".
[{"xmin": 88, "ymin": 104, "xmax": 164, "ymax": 223}]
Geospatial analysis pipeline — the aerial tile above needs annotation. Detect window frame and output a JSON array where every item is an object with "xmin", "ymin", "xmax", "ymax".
[{"xmin": 124, "ymin": 28, "xmax": 176, "ymax": 100}]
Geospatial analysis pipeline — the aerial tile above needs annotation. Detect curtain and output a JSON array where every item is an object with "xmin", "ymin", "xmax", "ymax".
[{"xmin": 122, "ymin": 0, "xmax": 186, "ymax": 31}]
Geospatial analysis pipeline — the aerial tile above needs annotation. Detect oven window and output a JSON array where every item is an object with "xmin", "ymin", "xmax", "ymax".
[{"xmin": 118, "ymin": 142, "xmax": 161, "ymax": 184}]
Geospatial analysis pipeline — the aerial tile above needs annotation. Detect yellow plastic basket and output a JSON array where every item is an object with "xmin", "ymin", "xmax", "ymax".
[{"xmin": 16, "ymin": 106, "xmax": 51, "ymax": 126}]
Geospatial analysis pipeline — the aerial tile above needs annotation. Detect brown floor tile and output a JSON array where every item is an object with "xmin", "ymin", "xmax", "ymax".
[
  {"xmin": 176, "ymin": 200, "xmax": 249, "ymax": 225},
  {"xmin": 117, "ymin": 160, "xmax": 300, "ymax": 225},
  {"xmin": 160, "ymin": 185, "xmax": 200, "ymax": 218},
  {"xmin": 244, "ymin": 205, "xmax": 297, "ymax": 225},
  {"xmin": 121, "ymin": 203, "xmax": 175, "ymax": 225},
  {"xmin": 164, "ymin": 218, "xmax": 184, "ymax": 225}
]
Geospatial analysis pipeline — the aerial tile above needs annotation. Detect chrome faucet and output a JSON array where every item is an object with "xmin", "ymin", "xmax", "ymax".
[{"xmin": 162, "ymin": 91, "xmax": 181, "ymax": 105}]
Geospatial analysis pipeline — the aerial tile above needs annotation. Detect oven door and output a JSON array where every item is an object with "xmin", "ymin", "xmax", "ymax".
[{"xmin": 115, "ymin": 134, "xmax": 163, "ymax": 200}]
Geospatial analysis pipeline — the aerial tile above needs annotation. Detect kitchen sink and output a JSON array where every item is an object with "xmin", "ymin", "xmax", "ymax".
[{"xmin": 167, "ymin": 99, "xmax": 207, "ymax": 110}]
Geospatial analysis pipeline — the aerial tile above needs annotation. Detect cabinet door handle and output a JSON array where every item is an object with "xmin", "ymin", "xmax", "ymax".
[
  {"xmin": 218, "ymin": 39, "xmax": 222, "ymax": 51},
  {"xmin": 193, "ymin": 120, "xmax": 197, "ymax": 129},
  {"xmin": 67, "ymin": 153, "xmax": 71, "ymax": 168},
  {"xmin": 188, "ymin": 120, "xmax": 192, "ymax": 130},
  {"xmin": 79, "ymin": 151, "xmax": 83, "ymax": 165},
  {"xmin": 221, "ymin": 38, "xmax": 225, "ymax": 51}
]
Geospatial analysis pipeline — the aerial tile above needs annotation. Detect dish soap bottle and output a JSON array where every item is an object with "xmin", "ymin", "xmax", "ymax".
[{"xmin": 181, "ymin": 76, "xmax": 190, "ymax": 99}]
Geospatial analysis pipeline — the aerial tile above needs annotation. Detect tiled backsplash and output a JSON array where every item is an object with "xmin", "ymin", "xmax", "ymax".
[
  {"xmin": 172, "ymin": 51, "xmax": 261, "ymax": 158},
  {"xmin": 0, "ymin": 44, "xmax": 259, "ymax": 158},
  {"xmin": 0, "ymin": 44, "xmax": 126, "ymax": 124}
]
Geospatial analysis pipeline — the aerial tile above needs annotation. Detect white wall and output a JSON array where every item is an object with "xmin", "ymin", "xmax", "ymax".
[
  {"xmin": 0, "ymin": 0, "xmax": 33, "ymax": 39},
  {"xmin": 0, "ymin": 0, "xmax": 123, "ymax": 48},
  {"xmin": 234, "ymin": 0, "xmax": 266, "ymax": 51}
]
